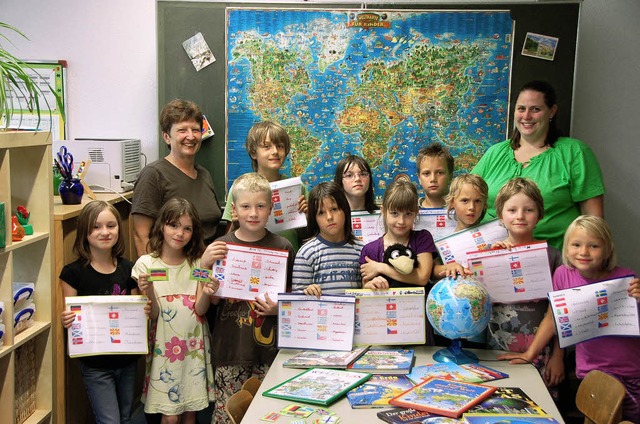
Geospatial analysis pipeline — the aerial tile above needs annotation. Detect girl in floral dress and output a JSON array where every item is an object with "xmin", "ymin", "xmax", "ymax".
[{"xmin": 133, "ymin": 198, "xmax": 219, "ymax": 423}]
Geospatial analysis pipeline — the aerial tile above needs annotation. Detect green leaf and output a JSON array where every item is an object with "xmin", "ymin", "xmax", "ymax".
[{"xmin": 0, "ymin": 21, "xmax": 63, "ymax": 129}]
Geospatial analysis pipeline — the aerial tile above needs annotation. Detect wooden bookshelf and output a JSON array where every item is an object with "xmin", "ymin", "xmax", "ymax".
[{"xmin": 0, "ymin": 131, "xmax": 54, "ymax": 423}]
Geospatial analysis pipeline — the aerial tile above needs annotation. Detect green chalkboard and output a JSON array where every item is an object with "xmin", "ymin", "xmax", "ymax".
[{"xmin": 158, "ymin": 1, "xmax": 579, "ymax": 199}]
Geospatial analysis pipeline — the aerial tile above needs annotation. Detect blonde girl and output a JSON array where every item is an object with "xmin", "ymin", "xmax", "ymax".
[
  {"xmin": 488, "ymin": 178, "xmax": 564, "ymax": 391},
  {"xmin": 133, "ymin": 198, "xmax": 218, "ymax": 423},
  {"xmin": 444, "ymin": 173, "xmax": 488, "ymax": 232},
  {"xmin": 500, "ymin": 216, "xmax": 640, "ymax": 422}
]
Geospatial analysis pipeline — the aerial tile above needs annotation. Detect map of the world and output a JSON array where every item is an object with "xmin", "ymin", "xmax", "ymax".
[{"xmin": 226, "ymin": 9, "xmax": 513, "ymax": 200}]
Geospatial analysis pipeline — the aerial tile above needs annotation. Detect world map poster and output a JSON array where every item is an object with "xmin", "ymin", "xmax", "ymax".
[{"xmin": 226, "ymin": 9, "xmax": 513, "ymax": 200}]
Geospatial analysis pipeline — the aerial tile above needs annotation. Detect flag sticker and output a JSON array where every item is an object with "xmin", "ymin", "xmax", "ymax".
[{"xmin": 148, "ymin": 268, "xmax": 168, "ymax": 281}]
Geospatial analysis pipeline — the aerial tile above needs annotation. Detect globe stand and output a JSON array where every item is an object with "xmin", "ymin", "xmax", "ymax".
[{"xmin": 433, "ymin": 339, "xmax": 479, "ymax": 365}]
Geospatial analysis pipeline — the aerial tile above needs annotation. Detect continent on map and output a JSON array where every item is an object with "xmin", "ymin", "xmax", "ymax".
[{"xmin": 227, "ymin": 9, "xmax": 513, "ymax": 198}]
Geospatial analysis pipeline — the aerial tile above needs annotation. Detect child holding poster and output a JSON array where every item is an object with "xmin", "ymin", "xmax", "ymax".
[
  {"xmin": 416, "ymin": 143, "xmax": 454, "ymax": 209},
  {"xmin": 223, "ymin": 120, "xmax": 308, "ymax": 251},
  {"xmin": 133, "ymin": 198, "xmax": 219, "ymax": 421},
  {"xmin": 487, "ymin": 177, "xmax": 564, "ymax": 392},
  {"xmin": 430, "ymin": 173, "xmax": 490, "ymax": 278},
  {"xmin": 292, "ymin": 181, "xmax": 364, "ymax": 296},
  {"xmin": 60, "ymin": 200, "xmax": 140, "ymax": 423},
  {"xmin": 499, "ymin": 215, "xmax": 640, "ymax": 422},
  {"xmin": 202, "ymin": 173, "xmax": 295, "ymax": 423},
  {"xmin": 359, "ymin": 179, "xmax": 439, "ymax": 289}
]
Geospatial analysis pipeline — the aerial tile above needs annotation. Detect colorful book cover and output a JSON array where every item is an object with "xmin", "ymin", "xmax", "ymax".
[
  {"xmin": 377, "ymin": 407, "xmax": 464, "ymax": 423},
  {"xmin": 262, "ymin": 368, "xmax": 371, "ymax": 406},
  {"xmin": 282, "ymin": 346, "xmax": 370, "ymax": 369},
  {"xmin": 346, "ymin": 375, "xmax": 415, "ymax": 408},
  {"xmin": 463, "ymin": 415, "xmax": 561, "ymax": 424},
  {"xmin": 348, "ymin": 349, "xmax": 415, "ymax": 374},
  {"xmin": 459, "ymin": 364, "xmax": 509, "ymax": 382},
  {"xmin": 389, "ymin": 377, "xmax": 497, "ymax": 418},
  {"xmin": 407, "ymin": 363, "xmax": 484, "ymax": 384},
  {"xmin": 466, "ymin": 387, "xmax": 546, "ymax": 416}
]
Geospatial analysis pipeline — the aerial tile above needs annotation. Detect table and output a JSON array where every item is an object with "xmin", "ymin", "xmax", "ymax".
[
  {"xmin": 53, "ymin": 191, "xmax": 136, "ymax": 423},
  {"xmin": 242, "ymin": 347, "xmax": 565, "ymax": 423}
]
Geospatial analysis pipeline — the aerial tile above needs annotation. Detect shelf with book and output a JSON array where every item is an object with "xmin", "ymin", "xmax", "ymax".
[{"xmin": 0, "ymin": 131, "xmax": 54, "ymax": 424}]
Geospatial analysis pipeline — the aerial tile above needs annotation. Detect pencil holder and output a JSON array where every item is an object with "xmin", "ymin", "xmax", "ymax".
[{"xmin": 58, "ymin": 178, "xmax": 84, "ymax": 205}]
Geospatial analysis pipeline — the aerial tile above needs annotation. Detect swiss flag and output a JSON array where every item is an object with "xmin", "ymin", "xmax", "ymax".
[
  {"xmin": 109, "ymin": 312, "xmax": 119, "ymax": 319},
  {"xmin": 386, "ymin": 303, "xmax": 396, "ymax": 311}
]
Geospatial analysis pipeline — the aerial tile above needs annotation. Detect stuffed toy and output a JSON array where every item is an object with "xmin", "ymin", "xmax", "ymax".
[{"xmin": 382, "ymin": 243, "xmax": 418, "ymax": 287}]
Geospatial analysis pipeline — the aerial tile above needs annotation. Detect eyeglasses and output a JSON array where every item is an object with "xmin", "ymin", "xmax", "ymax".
[{"xmin": 342, "ymin": 171, "xmax": 370, "ymax": 180}]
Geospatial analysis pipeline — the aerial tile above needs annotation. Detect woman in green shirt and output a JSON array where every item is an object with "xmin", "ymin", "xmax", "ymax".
[{"xmin": 472, "ymin": 80, "xmax": 604, "ymax": 250}]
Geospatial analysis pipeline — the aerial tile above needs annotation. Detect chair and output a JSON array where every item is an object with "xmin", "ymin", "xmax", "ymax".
[
  {"xmin": 575, "ymin": 370, "xmax": 626, "ymax": 424},
  {"xmin": 225, "ymin": 389, "xmax": 253, "ymax": 424},
  {"xmin": 241, "ymin": 376, "xmax": 262, "ymax": 397}
]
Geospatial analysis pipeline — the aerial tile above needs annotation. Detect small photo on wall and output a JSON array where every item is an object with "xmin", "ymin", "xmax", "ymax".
[{"xmin": 522, "ymin": 32, "xmax": 559, "ymax": 61}]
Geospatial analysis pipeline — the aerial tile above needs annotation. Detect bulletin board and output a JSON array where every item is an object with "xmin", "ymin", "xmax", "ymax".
[
  {"xmin": 157, "ymin": 1, "xmax": 580, "ymax": 198},
  {"xmin": 3, "ymin": 60, "xmax": 67, "ymax": 140}
]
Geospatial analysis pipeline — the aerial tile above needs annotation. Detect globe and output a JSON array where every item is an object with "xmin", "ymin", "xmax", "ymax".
[{"xmin": 426, "ymin": 276, "xmax": 491, "ymax": 364}]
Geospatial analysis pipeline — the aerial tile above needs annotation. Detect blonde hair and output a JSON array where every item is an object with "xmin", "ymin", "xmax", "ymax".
[
  {"xmin": 445, "ymin": 174, "xmax": 488, "ymax": 221},
  {"xmin": 563, "ymin": 215, "xmax": 617, "ymax": 272},
  {"xmin": 494, "ymin": 177, "xmax": 544, "ymax": 220},
  {"xmin": 381, "ymin": 179, "xmax": 419, "ymax": 231},
  {"xmin": 231, "ymin": 172, "xmax": 272, "ymax": 201}
]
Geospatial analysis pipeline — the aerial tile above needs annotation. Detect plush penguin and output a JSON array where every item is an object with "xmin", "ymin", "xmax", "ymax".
[{"xmin": 383, "ymin": 243, "xmax": 418, "ymax": 287}]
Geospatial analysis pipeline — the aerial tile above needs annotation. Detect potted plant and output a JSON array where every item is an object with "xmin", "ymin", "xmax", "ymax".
[{"xmin": 0, "ymin": 21, "xmax": 64, "ymax": 129}]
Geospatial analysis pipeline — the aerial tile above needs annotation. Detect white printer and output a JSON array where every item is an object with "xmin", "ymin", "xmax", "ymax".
[{"xmin": 54, "ymin": 138, "xmax": 141, "ymax": 192}]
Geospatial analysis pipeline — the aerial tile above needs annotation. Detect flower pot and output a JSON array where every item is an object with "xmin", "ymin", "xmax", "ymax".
[{"xmin": 58, "ymin": 178, "xmax": 84, "ymax": 205}]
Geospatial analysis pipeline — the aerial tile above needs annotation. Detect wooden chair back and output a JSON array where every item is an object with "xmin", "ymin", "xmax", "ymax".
[
  {"xmin": 575, "ymin": 370, "xmax": 626, "ymax": 424},
  {"xmin": 225, "ymin": 389, "xmax": 253, "ymax": 424},
  {"xmin": 241, "ymin": 376, "xmax": 262, "ymax": 397}
]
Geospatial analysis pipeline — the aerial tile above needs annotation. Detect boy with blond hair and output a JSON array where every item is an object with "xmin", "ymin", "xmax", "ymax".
[{"xmin": 202, "ymin": 172, "xmax": 294, "ymax": 423}]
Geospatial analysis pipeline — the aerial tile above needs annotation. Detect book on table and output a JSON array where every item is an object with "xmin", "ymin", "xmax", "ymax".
[
  {"xmin": 377, "ymin": 407, "xmax": 462, "ymax": 423},
  {"xmin": 347, "ymin": 348, "xmax": 415, "ymax": 374},
  {"xmin": 389, "ymin": 377, "xmax": 497, "ymax": 418},
  {"xmin": 465, "ymin": 387, "xmax": 547, "ymax": 416},
  {"xmin": 346, "ymin": 374, "xmax": 415, "ymax": 408},
  {"xmin": 463, "ymin": 415, "xmax": 561, "ymax": 424},
  {"xmin": 262, "ymin": 367, "xmax": 371, "ymax": 406},
  {"xmin": 282, "ymin": 345, "xmax": 370, "ymax": 369},
  {"xmin": 406, "ymin": 363, "xmax": 509, "ymax": 384}
]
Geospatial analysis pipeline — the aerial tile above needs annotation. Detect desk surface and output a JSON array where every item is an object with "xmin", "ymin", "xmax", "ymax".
[
  {"xmin": 53, "ymin": 191, "xmax": 133, "ymax": 220},
  {"xmin": 243, "ymin": 347, "xmax": 564, "ymax": 423}
]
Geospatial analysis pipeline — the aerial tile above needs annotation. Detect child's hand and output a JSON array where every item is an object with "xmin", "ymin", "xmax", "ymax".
[
  {"xmin": 544, "ymin": 350, "xmax": 565, "ymax": 387},
  {"xmin": 61, "ymin": 310, "xmax": 76, "ymax": 329},
  {"xmin": 137, "ymin": 274, "xmax": 152, "ymax": 294},
  {"xmin": 436, "ymin": 263, "xmax": 472, "ymax": 278},
  {"xmin": 364, "ymin": 276, "xmax": 389, "ymax": 290},
  {"xmin": 202, "ymin": 276, "xmax": 220, "ymax": 296},
  {"xmin": 144, "ymin": 298, "xmax": 152, "ymax": 318},
  {"xmin": 253, "ymin": 293, "xmax": 277, "ymax": 316},
  {"xmin": 297, "ymin": 195, "xmax": 308, "ymax": 215},
  {"xmin": 628, "ymin": 278, "xmax": 640, "ymax": 301},
  {"xmin": 360, "ymin": 256, "xmax": 381, "ymax": 282},
  {"xmin": 202, "ymin": 241, "xmax": 228, "ymax": 269},
  {"xmin": 491, "ymin": 239, "xmax": 514, "ymax": 250},
  {"xmin": 303, "ymin": 284, "xmax": 322, "ymax": 298},
  {"xmin": 497, "ymin": 350, "xmax": 536, "ymax": 365}
]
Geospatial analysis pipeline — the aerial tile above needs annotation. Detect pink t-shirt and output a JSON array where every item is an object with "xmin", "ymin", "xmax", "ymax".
[{"xmin": 553, "ymin": 265, "xmax": 640, "ymax": 378}]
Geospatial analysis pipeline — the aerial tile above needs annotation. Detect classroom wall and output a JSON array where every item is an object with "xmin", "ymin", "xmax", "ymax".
[
  {"xmin": 1, "ymin": 0, "xmax": 159, "ymax": 161},
  {"xmin": 572, "ymin": 0, "xmax": 640, "ymax": 271},
  {"xmin": 2, "ymin": 0, "xmax": 638, "ymax": 269}
]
